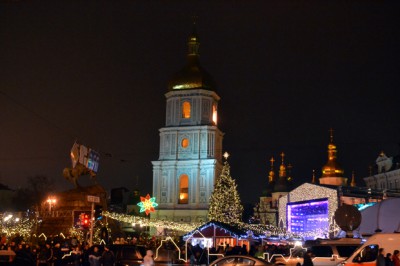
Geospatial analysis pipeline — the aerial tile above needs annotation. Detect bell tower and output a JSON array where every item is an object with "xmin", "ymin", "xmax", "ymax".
[{"xmin": 152, "ymin": 24, "xmax": 224, "ymax": 222}]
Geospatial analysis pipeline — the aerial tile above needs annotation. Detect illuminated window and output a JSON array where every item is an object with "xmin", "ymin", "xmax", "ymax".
[
  {"xmin": 182, "ymin": 102, "xmax": 191, "ymax": 119},
  {"xmin": 212, "ymin": 104, "xmax": 218, "ymax": 125},
  {"xmin": 179, "ymin": 174, "xmax": 189, "ymax": 204},
  {"xmin": 181, "ymin": 138, "xmax": 189, "ymax": 148}
]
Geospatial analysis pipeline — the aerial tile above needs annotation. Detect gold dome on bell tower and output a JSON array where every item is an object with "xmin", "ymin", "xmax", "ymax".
[
  {"xmin": 168, "ymin": 20, "xmax": 216, "ymax": 91},
  {"xmin": 319, "ymin": 129, "xmax": 348, "ymax": 186}
]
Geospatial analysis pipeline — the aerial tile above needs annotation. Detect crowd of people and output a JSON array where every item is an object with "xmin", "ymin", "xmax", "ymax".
[
  {"xmin": 377, "ymin": 248, "xmax": 400, "ymax": 266},
  {"xmin": 3, "ymin": 233, "xmax": 400, "ymax": 266},
  {"xmin": 0, "ymin": 240, "xmax": 115, "ymax": 266},
  {"xmin": 0, "ymin": 233, "xmax": 159, "ymax": 266}
]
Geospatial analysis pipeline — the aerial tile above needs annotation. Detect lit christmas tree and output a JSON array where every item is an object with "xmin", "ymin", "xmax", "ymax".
[{"xmin": 208, "ymin": 152, "xmax": 244, "ymax": 224}]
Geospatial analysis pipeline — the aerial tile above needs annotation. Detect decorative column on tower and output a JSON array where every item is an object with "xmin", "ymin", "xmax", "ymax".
[{"xmin": 151, "ymin": 24, "xmax": 223, "ymax": 223}]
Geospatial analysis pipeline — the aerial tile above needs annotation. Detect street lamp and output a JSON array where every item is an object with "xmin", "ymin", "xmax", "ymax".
[{"xmin": 46, "ymin": 197, "xmax": 57, "ymax": 214}]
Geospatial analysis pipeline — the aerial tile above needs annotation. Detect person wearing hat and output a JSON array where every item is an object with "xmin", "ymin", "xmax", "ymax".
[{"xmin": 101, "ymin": 245, "xmax": 115, "ymax": 266}]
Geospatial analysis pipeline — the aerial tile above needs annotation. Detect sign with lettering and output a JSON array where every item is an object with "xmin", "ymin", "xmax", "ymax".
[{"xmin": 87, "ymin": 195, "xmax": 100, "ymax": 203}]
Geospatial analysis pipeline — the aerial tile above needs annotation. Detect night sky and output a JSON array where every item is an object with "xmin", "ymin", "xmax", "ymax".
[{"xmin": 1, "ymin": 1, "xmax": 399, "ymax": 204}]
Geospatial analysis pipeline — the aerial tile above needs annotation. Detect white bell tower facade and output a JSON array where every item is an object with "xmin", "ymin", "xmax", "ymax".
[{"xmin": 152, "ymin": 26, "xmax": 223, "ymax": 222}]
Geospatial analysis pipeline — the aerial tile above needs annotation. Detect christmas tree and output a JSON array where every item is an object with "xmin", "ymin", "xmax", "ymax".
[{"xmin": 208, "ymin": 153, "xmax": 244, "ymax": 224}]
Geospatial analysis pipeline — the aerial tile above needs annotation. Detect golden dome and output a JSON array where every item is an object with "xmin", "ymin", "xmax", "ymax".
[
  {"xmin": 321, "ymin": 129, "xmax": 345, "ymax": 179},
  {"xmin": 322, "ymin": 160, "xmax": 344, "ymax": 177},
  {"xmin": 279, "ymin": 152, "xmax": 286, "ymax": 178},
  {"xmin": 168, "ymin": 26, "xmax": 216, "ymax": 91},
  {"xmin": 268, "ymin": 170, "xmax": 275, "ymax": 182},
  {"xmin": 268, "ymin": 157, "xmax": 275, "ymax": 183}
]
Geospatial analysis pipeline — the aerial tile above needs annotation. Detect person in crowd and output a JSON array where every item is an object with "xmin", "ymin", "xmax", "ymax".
[
  {"xmin": 82, "ymin": 244, "xmax": 91, "ymax": 266},
  {"xmin": 385, "ymin": 253, "xmax": 393, "ymax": 266},
  {"xmin": 143, "ymin": 249, "xmax": 155, "ymax": 266},
  {"xmin": 303, "ymin": 250, "xmax": 314, "ymax": 266},
  {"xmin": 240, "ymin": 244, "xmax": 248, "ymax": 255},
  {"xmin": 0, "ymin": 234, "xmax": 6, "ymax": 246},
  {"xmin": 89, "ymin": 246, "xmax": 102, "ymax": 266},
  {"xmin": 52, "ymin": 242, "xmax": 63, "ymax": 266},
  {"xmin": 37, "ymin": 243, "xmax": 53, "ymax": 266},
  {"xmin": 254, "ymin": 245, "xmax": 265, "ymax": 259},
  {"xmin": 190, "ymin": 249, "xmax": 207, "ymax": 266},
  {"xmin": 13, "ymin": 244, "xmax": 35, "ymax": 266},
  {"xmin": 377, "ymin": 248, "xmax": 386, "ymax": 266},
  {"xmin": 392, "ymin": 251, "xmax": 400, "ymax": 266},
  {"xmin": 101, "ymin": 245, "xmax": 115, "ymax": 266},
  {"xmin": 71, "ymin": 245, "xmax": 82, "ymax": 266}
]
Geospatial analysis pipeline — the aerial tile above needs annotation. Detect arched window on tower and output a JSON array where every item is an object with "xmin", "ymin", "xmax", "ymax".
[
  {"xmin": 182, "ymin": 101, "xmax": 191, "ymax": 119},
  {"xmin": 179, "ymin": 174, "xmax": 189, "ymax": 204},
  {"xmin": 212, "ymin": 104, "xmax": 218, "ymax": 125}
]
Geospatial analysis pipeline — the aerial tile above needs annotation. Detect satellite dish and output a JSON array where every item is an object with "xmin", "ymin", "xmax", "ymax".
[{"xmin": 334, "ymin": 204, "xmax": 362, "ymax": 231}]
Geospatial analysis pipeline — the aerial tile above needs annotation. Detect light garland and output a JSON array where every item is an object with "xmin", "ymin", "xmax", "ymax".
[
  {"xmin": 105, "ymin": 212, "xmax": 301, "ymax": 240},
  {"xmin": 103, "ymin": 212, "xmax": 202, "ymax": 232}
]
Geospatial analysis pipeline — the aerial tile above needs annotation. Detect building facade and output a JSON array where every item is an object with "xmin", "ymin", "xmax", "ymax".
[
  {"xmin": 254, "ymin": 153, "xmax": 292, "ymax": 226},
  {"xmin": 363, "ymin": 152, "xmax": 400, "ymax": 191},
  {"xmin": 152, "ymin": 27, "xmax": 223, "ymax": 222},
  {"xmin": 277, "ymin": 132, "xmax": 399, "ymax": 238}
]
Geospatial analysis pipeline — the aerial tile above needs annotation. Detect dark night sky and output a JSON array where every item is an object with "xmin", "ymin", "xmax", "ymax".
[{"xmin": 0, "ymin": 1, "xmax": 399, "ymax": 204}]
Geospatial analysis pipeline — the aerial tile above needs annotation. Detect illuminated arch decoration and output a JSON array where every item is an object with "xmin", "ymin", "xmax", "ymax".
[
  {"xmin": 137, "ymin": 194, "xmax": 158, "ymax": 215},
  {"xmin": 263, "ymin": 241, "xmax": 307, "ymax": 263},
  {"xmin": 38, "ymin": 233, "xmax": 47, "ymax": 241},
  {"xmin": 184, "ymin": 229, "xmax": 224, "ymax": 263},
  {"xmin": 62, "ymin": 251, "xmax": 73, "ymax": 260},
  {"xmin": 155, "ymin": 236, "xmax": 185, "ymax": 262}
]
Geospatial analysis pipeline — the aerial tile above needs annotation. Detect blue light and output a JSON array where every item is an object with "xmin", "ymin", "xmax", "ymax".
[{"xmin": 287, "ymin": 198, "xmax": 329, "ymax": 239}]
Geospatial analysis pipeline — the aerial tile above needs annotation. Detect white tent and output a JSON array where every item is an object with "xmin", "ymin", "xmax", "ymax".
[{"xmin": 356, "ymin": 198, "xmax": 400, "ymax": 235}]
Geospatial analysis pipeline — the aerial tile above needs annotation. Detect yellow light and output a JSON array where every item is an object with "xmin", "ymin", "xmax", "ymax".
[
  {"xmin": 155, "ymin": 236, "xmax": 186, "ymax": 262},
  {"xmin": 212, "ymin": 105, "xmax": 218, "ymax": 125},
  {"xmin": 47, "ymin": 197, "xmax": 57, "ymax": 204}
]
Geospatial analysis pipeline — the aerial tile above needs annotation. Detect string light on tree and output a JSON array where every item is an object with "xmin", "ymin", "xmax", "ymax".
[{"xmin": 208, "ymin": 151, "xmax": 244, "ymax": 224}]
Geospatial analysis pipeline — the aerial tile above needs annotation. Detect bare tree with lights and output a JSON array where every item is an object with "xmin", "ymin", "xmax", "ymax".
[{"xmin": 208, "ymin": 152, "xmax": 244, "ymax": 224}]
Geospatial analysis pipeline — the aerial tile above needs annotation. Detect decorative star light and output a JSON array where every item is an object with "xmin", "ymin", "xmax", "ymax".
[
  {"xmin": 223, "ymin": 151, "xmax": 230, "ymax": 160},
  {"xmin": 137, "ymin": 194, "xmax": 158, "ymax": 215}
]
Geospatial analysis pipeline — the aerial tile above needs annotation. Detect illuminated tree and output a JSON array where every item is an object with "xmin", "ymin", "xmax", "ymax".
[{"xmin": 208, "ymin": 155, "xmax": 244, "ymax": 224}]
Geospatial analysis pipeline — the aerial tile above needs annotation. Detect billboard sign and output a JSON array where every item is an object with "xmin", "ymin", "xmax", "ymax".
[{"xmin": 70, "ymin": 142, "xmax": 100, "ymax": 173}]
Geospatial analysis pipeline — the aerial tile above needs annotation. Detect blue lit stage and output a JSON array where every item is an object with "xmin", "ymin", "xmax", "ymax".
[{"xmin": 287, "ymin": 198, "xmax": 329, "ymax": 237}]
